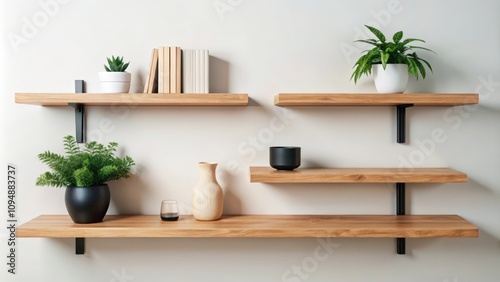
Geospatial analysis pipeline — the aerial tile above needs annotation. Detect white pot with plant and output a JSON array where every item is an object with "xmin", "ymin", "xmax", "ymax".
[
  {"xmin": 351, "ymin": 25, "xmax": 435, "ymax": 93},
  {"xmin": 98, "ymin": 55, "xmax": 131, "ymax": 93}
]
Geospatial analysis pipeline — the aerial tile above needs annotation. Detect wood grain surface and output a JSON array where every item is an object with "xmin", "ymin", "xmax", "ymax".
[
  {"xmin": 275, "ymin": 93, "xmax": 479, "ymax": 106},
  {"xmin": 17, "ymin": 214, "xmax": 478, "ymax": 238},
  {"xmin": 250, "ymin": 167, "xmax": 467, "ymax": 183},
  {"xmin": 15, "ymin": 93, "xmax": 248, "ymax": 106}
]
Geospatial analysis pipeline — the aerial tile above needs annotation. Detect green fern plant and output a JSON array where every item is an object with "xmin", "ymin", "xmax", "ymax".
[
  {"xmin": 351, "ymin": 25, "xmax": 435, "ymax": 84},
  {"xmin": 36, "ymin": 136, "xmax": 135, "ymax": 187},
  {"xmin": 104, "ymin": 55, "xmax": 130, "ymax": 72}
]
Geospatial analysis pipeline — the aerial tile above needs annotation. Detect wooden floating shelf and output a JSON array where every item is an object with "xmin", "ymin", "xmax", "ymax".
[
  {"xmin": 275, "ymin": 93, "xmax": 479, "ymax": 106},
  {"xmin": 15, "ymin": 93, "xmax": 249, "ymax": 106},
  {"xmin": 17, "ymin": 214, "xmax": 478, "ymax": 239},
  {"xmin": 250, "ymin": 167, "xmax": 467, "ymax": 183}
]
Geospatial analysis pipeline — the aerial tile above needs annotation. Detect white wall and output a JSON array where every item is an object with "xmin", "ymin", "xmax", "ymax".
[{"xmin": 1, "ymin": 0, "xmax": 500, "ymax": 281}]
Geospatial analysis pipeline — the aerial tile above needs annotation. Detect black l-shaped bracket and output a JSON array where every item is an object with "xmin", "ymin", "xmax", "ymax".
[
  {"xmin": 391, "ymin": 104, "xmax": 416, "ymax": 252},
  {"xmin": 396, "ymin": 182, "xmax": 406, "ymax": 255},
  {"xmin": 69, "ymin": 80, "xmax": 86, "ymax": 254},
  {"xmin": 396, "ymin": 104, "xmax": 414, "ymax": 144},
  {"xmin": 75, "ymin": 238, "xmax": 85, "ymax": 255},
  {"xmin": 68, "ymin": 80, "xmax": 85, "ymax": 143}
]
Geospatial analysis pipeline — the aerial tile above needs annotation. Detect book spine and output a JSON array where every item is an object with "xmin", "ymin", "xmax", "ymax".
[
  {"xmin": 158, "ymin": 47, "xmax": 164, "ymax": 93},
  {"xmin": 200, "ymin": 50, "xmax": 205, "ymax": 94},
  {"xmin": 149, "ymin": 48, "xmax": 159, "ymax": 93},
  {"xmin": 204, "ymin": 50, "xmax": 209, "ymax": 93},
  {"xmin": 182, "ymin": 50, "xmax": 186, "ymax": 93},
  {"xmin": 143, "ymin": 49, "xmax": 153, "ymax": 93},
  {"xmin": 164, "ymin": 47, "xmax": 170, "ymax": 93},
  {"xmin": 191, "ymin": 50, "xmax": 195, "ymax": 93},
  {"xmin": 170, "ymin": 47, "xmax": 176, "ymax": 93},
  {"xmin": 195, "ymin": 50, "xmax": 200, "ymax": 93},
  {"xmin": 176, "ymin": 47, "xmax": 181, "ymax": 93}
]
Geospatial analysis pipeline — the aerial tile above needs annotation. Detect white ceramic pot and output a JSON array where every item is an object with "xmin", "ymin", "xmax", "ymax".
[
  {"xmin": 98, "ymin": 72, "xmax": 131, "ymax": 93},
  {"xmin": 192, "ymin": 162, "xmax": 223, "ymax": 221},
  {"xmin": 372, "ymin": 64, "xmax": 409, "ymax": 94}
]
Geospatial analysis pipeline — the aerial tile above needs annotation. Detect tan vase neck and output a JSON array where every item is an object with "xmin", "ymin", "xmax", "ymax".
[{"xmin": 198, "ymin": 162, "xmax": 217, "ymax": 182}]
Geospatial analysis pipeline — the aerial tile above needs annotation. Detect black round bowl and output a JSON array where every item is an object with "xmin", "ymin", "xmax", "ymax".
[{"xmin": 270, "ymin": 146, "xmax": 301, "ymax": 170}]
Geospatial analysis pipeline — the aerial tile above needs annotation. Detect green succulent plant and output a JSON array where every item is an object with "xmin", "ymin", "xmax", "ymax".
[
  {"xmin": 36, "ymin": 136, "xmax": 135, "ymax": 187},
  {"xmin": 351, "ymin": 25, "xmax": 435, "ymax": 84},
  {"xmin": 104, "ymin": 55, "xmax": 130, "ymax": 72}
]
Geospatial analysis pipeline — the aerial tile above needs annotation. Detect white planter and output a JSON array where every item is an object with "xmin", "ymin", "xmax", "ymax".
[
  {"xmin": 98, "ymin": 72, "xmax": 131, "ymax": 93},
  {"xmin": 372, "ymin": 64, "xmax": 409, "ymax": 94}
]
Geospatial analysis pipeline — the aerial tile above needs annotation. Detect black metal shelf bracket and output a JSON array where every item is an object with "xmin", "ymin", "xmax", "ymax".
[
  {"xmin": 67, "ymin": 81, "xmax": 89, "ymax": 254},
  {"xmin": 396, "ymin": 104, "xmax": 414, "ymax": 144},
  {"xmin": 75, "ymin": 238, "xmax": 85, "ymax": 255},
  {"xmin": 396, "ymin": 182, "xmax": 406, "ymax": 255},
  {"xmin": 68, "ymin": 80, "xmax": 85, "ymax": 143}
]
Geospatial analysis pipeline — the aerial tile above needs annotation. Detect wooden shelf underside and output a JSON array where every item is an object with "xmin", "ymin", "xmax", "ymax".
[
  {"xmin": 275, "ymin": 93, "xmax": 479, "ymax": 106},
  {"xmin": 250, "ymin": 167, "xmax": 467, "ymax": 183},
  {"xmin": 17, "ymin": 215, "xmax": 478, "ymax": 238},
  {"xmin": 15, "ymin": 93, "xmax": 248, "ymax": 106}
]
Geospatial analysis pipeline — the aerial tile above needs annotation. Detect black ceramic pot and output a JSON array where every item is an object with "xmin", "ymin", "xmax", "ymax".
[
  {"xmin": 270, "ymin": 146, "xmax": 301, "ymax": 170},
  {"xmin": 65, "ymin": 184, "xmax": 110, "ymax": 223}
]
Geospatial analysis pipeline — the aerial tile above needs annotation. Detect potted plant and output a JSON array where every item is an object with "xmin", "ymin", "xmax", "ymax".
[
  {"xmin": 36, "ymin": 136, "xmax": 135, "ymax": 223},
  {"xmin": 351, "ymin": 25, "xmax": 435, "ymax": 93},
  {"xmin": 98, "ymin": 55, "xmax": 131, "ymax": 93}
]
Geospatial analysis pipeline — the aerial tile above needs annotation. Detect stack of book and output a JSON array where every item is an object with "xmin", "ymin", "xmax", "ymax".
[
  {"xmin": 182, "ymin": 50, "xmax": 209, "ymax": 94},
  {"xmin": 144, "ymin": 48, "xmax": 159, "ymax": 93},
  {"xmin": 143, "ymin": 47, "xmax": 209, "ymax": 94}
]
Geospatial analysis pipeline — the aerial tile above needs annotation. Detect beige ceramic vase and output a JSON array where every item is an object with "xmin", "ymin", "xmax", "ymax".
[{"xmin": 192, "ymin": 162, "xmax": 223, "ymax": 221}]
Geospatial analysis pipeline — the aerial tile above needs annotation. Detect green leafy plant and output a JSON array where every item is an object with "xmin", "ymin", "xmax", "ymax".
[
  {"xmin": 104, "ymin": 55, "xmax": 130, "ymax": 72},
  {"xmin": 36, "ymin": 136, "xmax": 135, "ymax": 187},
  {"xmin": 351, "ymin": 25, "xmax": 435, "ymax": 84}
]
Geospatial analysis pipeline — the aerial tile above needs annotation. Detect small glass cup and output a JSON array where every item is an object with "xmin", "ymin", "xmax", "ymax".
[{"xmin": 160, "ymin": 200, "xmax": 179, "ymax": 221}]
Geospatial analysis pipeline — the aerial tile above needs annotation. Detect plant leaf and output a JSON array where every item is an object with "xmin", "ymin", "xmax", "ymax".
[
  {"xmin": 412, "ymin": 56, "xmax": 426, "ymax": 79},
  {"xmin": 73, "ymin": 167, "xmax": 94, "ymax": 187},
  {"xmin": 401, "ymin": 38, "xmax": 425, "ymax": 46},
  {"xmin": 392, "ymin": 31, "xmax": 403, "ymax": 44},
  {"xmin": 121, "ymin": 62, "xmax": 130, "ymax": 72},
  {"xmin": 36, "ymin": 172, "xmax": 68, "ymax": 188},
  {"xmin": 408, "ymin": 45, "xmax": 436, "ymax": 54},
  {"xmin": 407, "ymin": 58, "xmax": 419, "ymax": 79},
  {"xmin": 365, "ymin": 25, "xmax": 386, "ymax": 42},
  {"xmin": 381, "ymin": 51, "xmax": 389, "ymax": 69},
  {"xmin": 63, "ymin": 135, "xmax": 80, "ymax": 155},
  {"xmin": 418, "ymin": 57, "xmax": 433, "ymax": 73},
  {"xmin": 354, "ymin": 39, "xmax": 380, "ymax": 47}
]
